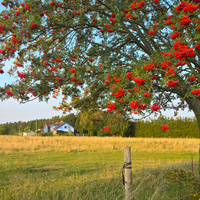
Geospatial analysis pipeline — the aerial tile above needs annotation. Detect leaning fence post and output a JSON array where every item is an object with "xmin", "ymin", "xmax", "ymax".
[{"xmin": 124, "ymin": 147, "xmax": 133, "ymax": 200}]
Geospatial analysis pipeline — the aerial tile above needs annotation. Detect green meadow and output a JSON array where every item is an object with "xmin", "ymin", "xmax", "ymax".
[{"xmin": 0, "ymin": 136, "xmax": 199, "ymax": 200}]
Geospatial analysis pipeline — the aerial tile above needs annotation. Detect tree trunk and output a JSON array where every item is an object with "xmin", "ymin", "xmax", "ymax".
[
  {"xmin": 186, "ymin": 98, "xmax": 200, "ymax": 132},
  {"xmin": 185, "ymin": 97, "xmax": 200, "ymax": 184}
]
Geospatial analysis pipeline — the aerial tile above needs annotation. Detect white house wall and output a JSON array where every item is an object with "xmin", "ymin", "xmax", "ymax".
[
  {"xmin": 23, "ymin": 132, "xmax": 34, "ymax": 136},
  {"xmin": 44, "ymin": 125, "xmax": 49, "ymax": 133}
]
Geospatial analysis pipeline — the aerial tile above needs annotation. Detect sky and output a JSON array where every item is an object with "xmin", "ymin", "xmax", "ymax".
[
  {"xmin": 0, "ymin": 1, "xmax": 195, "ymax": 125},
  {"xmin": 0, "ymin": 60, "xmax": 66, "ymax": 124}
]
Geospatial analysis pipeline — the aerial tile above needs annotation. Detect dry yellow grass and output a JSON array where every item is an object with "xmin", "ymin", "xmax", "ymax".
[
  {"xmin": 0, "ymin": 136, "xmax": 199, "ymax": 199},
  {"xmin": 0, "ymin": 135, "xmax": 199, "ymax": 154}
]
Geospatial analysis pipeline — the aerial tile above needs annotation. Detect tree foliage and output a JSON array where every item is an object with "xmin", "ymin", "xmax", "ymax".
[
  {"xmin": 24, "ymin": 126, "xmax": 31, "ymax": 131},
  {"xmin": 1, "ymin": 0, "xmax": 200, "ymax": 133},
  {"xmin": 134, "ymin": 117, "xmax": 199, "ymax": 138},
  {"xmin": 0, "ymin": 123, "xmax": 9, "ymax": 135},
  {"xmin": 61, "ymin": 113, "xmax": 76, "ymax": 127},
  {"xmin": 75, "ymin": 109, "xmax": 106, "ymax": 135},
  {"xmin": 0, "ymin": 114, "xmax": 198, "ymax": 138}
]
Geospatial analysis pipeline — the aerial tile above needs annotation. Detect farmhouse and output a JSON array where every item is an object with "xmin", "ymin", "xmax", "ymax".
[{"xmin": 44, "ymin": 121, "xmax": 75, "ymax": 135}]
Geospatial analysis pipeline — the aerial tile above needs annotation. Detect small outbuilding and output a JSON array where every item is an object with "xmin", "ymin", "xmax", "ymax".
[
  {"xmin": 23, "ymin": 130, "xmax": 35, "ymax": 136},
  {"xmin": 37, "ymin": 129, "xmax": 44, "ymax": 133}
]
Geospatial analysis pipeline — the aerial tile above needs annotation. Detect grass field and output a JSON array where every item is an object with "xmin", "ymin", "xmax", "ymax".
[{"xmin": 0, "ymin": 136, "xmax": 199, "ymax": 200}]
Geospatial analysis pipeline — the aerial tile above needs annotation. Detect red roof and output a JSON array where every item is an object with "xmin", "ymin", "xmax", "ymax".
[{"xmin": 54, "ymin": 122, "xmax": 65, "ymax": 129}]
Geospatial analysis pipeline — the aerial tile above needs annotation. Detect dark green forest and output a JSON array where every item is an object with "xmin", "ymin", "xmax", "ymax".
[{"xmin": 0, "ymin": 111, "xmax": 199, "ymax": 138}]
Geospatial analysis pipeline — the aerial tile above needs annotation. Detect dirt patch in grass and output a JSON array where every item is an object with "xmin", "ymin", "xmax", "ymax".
[{"xmin": 28, "ymin": 165, "xmax": 65, "ymax": 170}]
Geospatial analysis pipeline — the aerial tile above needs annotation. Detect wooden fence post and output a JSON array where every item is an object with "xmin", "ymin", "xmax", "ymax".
[{"xmin": 124, "ymin": 147, "xmax": 133, "ymax": 200}]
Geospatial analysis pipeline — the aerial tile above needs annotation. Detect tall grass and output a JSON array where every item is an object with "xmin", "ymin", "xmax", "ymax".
[
  {"xmin": 0, "ymin": 136, "xmax": 199, "ymax": 199},
  {"xmin": 0, "ymin": 135, "xmax": 198, "ymax": 153}
]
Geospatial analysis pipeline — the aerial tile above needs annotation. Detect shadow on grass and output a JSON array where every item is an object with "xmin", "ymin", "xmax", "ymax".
[
  {"xmin": 27, "ymin": 165, "xmax": 65, "ymax": 173},
  {"xmin": 1, "ymin": 161, "xmax": 200, "ymax": 200}
]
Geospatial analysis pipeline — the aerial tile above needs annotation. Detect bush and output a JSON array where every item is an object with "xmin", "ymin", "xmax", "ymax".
[{"xmin": 37, "ymin": 132, "xmax": 54, "ymax": 136}]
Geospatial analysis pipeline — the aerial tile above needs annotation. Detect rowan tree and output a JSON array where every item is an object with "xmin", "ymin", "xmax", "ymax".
[{"xmin": 0, "ymin": 0, "xmax": 200, "ymax": 134}]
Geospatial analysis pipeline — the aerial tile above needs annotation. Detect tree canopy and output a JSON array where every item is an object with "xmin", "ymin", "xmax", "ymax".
[{"xmin": 0, "ymin": 0, "xmax": 200, "ymax": 133}]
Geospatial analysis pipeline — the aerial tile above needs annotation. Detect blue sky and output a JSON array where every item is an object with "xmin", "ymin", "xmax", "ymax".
[
  {"xmin": 0, "ymin": 1, "xmax": 195, "ymax": 125},
  {"xmin": 0, "ymin": 60, "xmax": 66, "ymax": 124}
]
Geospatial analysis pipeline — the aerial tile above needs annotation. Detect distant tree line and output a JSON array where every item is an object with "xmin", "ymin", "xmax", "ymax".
[
  {"xmin": 134, "ymin": 117, "xmax": 199, "ymax": 138},
  {"xmin": 0, "ymin": 115, "xmax": 61, "ymax": 135},
  {"xmin": 0, "ymin": 111, "xmax": 198, "ymax": 138},
  {"xmin": 0, "ymin": 110, "xmax": 133, "ymax": 136}
]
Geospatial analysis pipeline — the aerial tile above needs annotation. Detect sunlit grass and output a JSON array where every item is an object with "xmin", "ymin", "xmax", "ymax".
[
  {"xmin": 0, "ymin": 136, "xmax": 198, "ymax": 153},
  {"xmin": 0, "ymin": 136, "xmax": 199, "ymax": 199}
]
